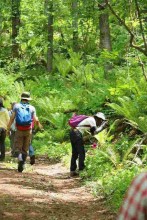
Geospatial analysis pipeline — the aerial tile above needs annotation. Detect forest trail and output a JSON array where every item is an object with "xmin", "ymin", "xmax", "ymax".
[{"xmin": 0, "ymin": 156, "xmax": 116, "ymax": 220}]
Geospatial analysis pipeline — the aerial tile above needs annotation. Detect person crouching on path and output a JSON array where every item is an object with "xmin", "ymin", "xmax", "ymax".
[
  {"xmin": 69, "ymin": 112, "xmax": 107, "ymax": 177},
  {"xmin": 7, "ymin": 92, "xmax": 42, "ymax": 172},
  {"xmin": 0, "ymin": 98, "xmax": 10, "ymax": 161}
]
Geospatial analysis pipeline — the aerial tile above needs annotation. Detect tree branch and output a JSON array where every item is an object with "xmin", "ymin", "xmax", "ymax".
[
  {"xmin": 105, "ymin": 0, "xmax": 147, "ymax": 56},
  {"xmin": 134, "ymin": 0, "xmax": 147, "ymax": 51}
]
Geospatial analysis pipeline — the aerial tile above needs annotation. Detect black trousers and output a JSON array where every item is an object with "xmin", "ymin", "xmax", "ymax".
[
  {"xmin": 70, "ymin": 129, "xmax": 85, "ymax": 172},
  {"xmin": 0, "ymin": 128, "xmax": 6, "ymax": 159}
]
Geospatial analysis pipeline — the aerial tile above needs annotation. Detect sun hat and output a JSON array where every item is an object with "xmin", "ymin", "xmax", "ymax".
[
  {"xmin": 94, "ymin": 112, "xmax": 106, "ymax": 120},
  {"xmin": 21, "ymin": 92, "xmax": 32, "ymax": 101}
]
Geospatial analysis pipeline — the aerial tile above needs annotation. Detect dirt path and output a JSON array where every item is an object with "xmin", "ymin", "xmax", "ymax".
[{"xmin": 0, "ymin": 157, "xmax": 115, "ymax": 220}]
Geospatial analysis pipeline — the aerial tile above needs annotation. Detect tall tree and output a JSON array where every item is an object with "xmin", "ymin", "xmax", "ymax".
[
  {"xmin": 99, "ymin": 4, "xmax": 111, "ymax": 51},
  {"xmin": 12, "ymin": 0, "xmax": 21, "ymax": 58},
  {"xmin": 72, "ymin": 0, "xmax": 78, "ymax": 52},
  {"xmin": 98, "ymin": 2, "xmax": 112, "ymax": 78},
  {"xmin": 45, "ymin": 0, "xmax": 53, "ymax": 73}
]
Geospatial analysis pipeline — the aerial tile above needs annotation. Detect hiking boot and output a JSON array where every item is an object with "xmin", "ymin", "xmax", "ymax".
[
  {"xmin": 30, "ymin": 155, "xmax": 35, "ymax": 165},
  {"xmin": 18, "ymin": 161, "xmax": 24, "ymax": 172},
  {"xmin": 70, "ymin": 171, "xmax": 79, "ymax": 177}
]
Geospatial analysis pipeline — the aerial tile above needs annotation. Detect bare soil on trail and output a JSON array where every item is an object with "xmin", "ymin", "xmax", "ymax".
[{"xmin": 0, "ymin": 156, "xmax": 116, "ymax": 220}]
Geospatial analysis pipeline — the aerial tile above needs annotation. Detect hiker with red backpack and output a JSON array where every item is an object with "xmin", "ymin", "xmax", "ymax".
[
  {"xmin": 7, "ymin": 92, "xmax": 42, "ymax": 172},
  {"xmin": 69, "ymin": 112, "xmax": 107, "ymax": 177}
]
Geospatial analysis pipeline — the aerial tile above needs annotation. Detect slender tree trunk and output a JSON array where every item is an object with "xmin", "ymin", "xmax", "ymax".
[
  {"xmin": 46, "ymin": 0, "xmax": 53, "ymax": 73},
  {"xmin": 12, "ymin": 0, "xmax": 21, "ymax": 58},
  {"xmin": 99, "ymin": 3, "xmax": 112, "ymax": 78},
  {"xmin": 99, "ymin": 13, "xmax": 111, "ymax": 51},
  {"xmin": 72, "ymin": 0, "xmax": 78, "ymax": 52}
]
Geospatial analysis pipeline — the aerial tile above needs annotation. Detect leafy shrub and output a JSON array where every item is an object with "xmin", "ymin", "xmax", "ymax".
[
  {"xmin": 84, "ymin": 149, "xmax": 114, "ymax": 180},
  {"xmin": 33, "ymin": 130, "xmax": 70, "ymax": 161},
  {"xmin": 102, "ymin": 165, "xmax": 140, "ymax": 210}
]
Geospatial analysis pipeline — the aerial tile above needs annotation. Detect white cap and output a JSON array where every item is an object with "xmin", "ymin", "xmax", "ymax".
[{"xmin": 94, "ymin": 112, "xmax": 106, "ymax": 120}]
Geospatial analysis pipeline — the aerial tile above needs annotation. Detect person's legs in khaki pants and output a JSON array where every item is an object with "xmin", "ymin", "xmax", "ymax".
[{"xmin": 14, "ymin": 129, "xmax": 32, "ymax": 172}]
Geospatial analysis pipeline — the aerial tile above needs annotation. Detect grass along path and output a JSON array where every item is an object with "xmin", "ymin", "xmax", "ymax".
[{"xmin": 0, "ymin": 156, "xmax": 115, "ymax": 220}]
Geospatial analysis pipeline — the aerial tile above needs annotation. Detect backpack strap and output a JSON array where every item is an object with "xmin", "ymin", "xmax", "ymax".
[{"xmin": 77, "ymin": 125, "xmax": 91, "ymax": 127}]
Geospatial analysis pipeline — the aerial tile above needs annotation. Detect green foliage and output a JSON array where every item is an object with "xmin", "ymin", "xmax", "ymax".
[
  {"xmin": 102, "ymin": 166, "xmax": 140, "ymax": 210},
  {"xmin": 0, "ymin": 0, "xmax": 147, "ymax": 212},
  {"xmin": 108, "ymin": 96, "xmax": 147, "ymax": 133},
  {"xmin": 108, "ymin": 72, "xmax": 147, "ymax": 133},
  {"xmin": 54, "ymin": 54, "xmax": 72, "ymax": 77},
  {"xmin": 84, "ymin": 149, "xmax": 114, "ymax": 179},
  {"xmin": 33, "ymin": 131, "xmax": 70, "ymax": 161},
  {"xmin": 54, "ymin": 49, "xmax": 83, "ymax": 77},
  {"xmin": 85, "ymin": 130, "xmax": 139, "ymax": 175},
  {"xmin": 82, "ymin": 125, "xmax": 146, "ymax": 210}
]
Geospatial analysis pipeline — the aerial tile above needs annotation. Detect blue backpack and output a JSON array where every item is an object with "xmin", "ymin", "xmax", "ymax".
[{"xmin": 16, "ymin": 103, "xmax": 32, "ymax": 126}]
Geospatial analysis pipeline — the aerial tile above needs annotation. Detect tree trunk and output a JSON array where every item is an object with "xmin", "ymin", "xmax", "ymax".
[
  {"xmin": 99, "ymin": 13, "xmax": 111, "ymax": 51},
  {"xmin": 12, "ymin": 0, "xmax": 21, "ymax": 58},
  {"xmin": 46, "ymin": 0, "xmax": 53, "ymax": 73},
  {"xmin": 72, "ymin": 0, "xmax": 78, "ymax": 52},
  {"xmin": 99, "ymin": 4, "xmax": 112, "ymax": 78}
]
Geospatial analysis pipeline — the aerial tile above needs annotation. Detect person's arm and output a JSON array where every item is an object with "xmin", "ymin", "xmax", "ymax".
[
  {"xmin": 90, "ymin": 126, "xmax": 97, "ymax": 135},
  {"xmin": 34, "ymin": 115, "xmax": 43, "ymax": 129},
  {"xmin": 84, "ymin": 120, "xmax": 108, "ymax": 141},
  {"xmin": 95, "ymin": 120, "xmax": 108, "ymax": 134},
  {"xmin": 32, "ymin": 107, "xmax": 43, "ymax": 130},
  {"xmin": 7, "ymin": 112, "xmax": 15, "ymax": 131}
]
